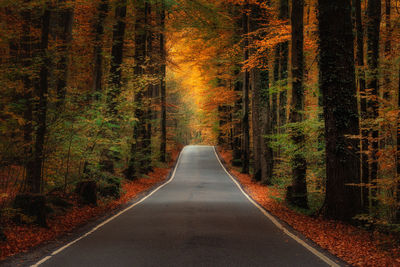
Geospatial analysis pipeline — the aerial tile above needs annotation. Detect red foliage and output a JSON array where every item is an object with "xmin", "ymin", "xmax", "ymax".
[
  {"xmin": 218, "ymin": 148, "xmax": 400, "ymax": 267},
  {"xmin": 0, "ymin": 150, "xmax": 180, "ymax": 260}
]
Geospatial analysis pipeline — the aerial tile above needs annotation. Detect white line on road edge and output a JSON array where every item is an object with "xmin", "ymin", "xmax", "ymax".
[
  {"xmin": 212, "ymin": 146, "xmax": 340, "ymax": 267},
  {"xmin": 31, "ymin": 146, "xmax": 186, "ymax": 267}
]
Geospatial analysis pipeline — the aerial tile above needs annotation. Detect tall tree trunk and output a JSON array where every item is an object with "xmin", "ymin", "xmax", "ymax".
[
  {"xmin": 159, "ymin": 0, "xmax": 167, "ymax": 163},
  {"xmin": 260, "ymin": 69, "xmax": 273, "ymax": 185},
  {"xmin": 354, "ymin": 0, "xmax": 369, "ymax": 211},
  {"xmin": 318, "ymin": 0, "xmax": 362, "ymax": 220},
  {"xmin": 251, "ymin": 68, "xmax": 262, "ymax": 181},
  {"xmin": 126, "ymin": 0, "xmax": 148, "ymax": 179},
  {"xmin": 397, "ymin": 64, "xmax": 400, "ymax": 221},
  {"xmin": 26, "ymin": 8, "xmax": 51, "ymax": 193},
  {"xmin": 55, "ymin": 0, "xmax": 74, "ymax": 106},
  {"xmin": 383, "ymin": 0, "xmax": 391, "ymax": 101},
  {"xmin": 21, "ymin": 3, "xmax": 34, "ymax": 193},
  {"xmin": 380, "ymin": 0, "xmax": 392, "ymax": 158},
  {"xmin": 107, "ymin": 0, "xmax": 127, "ymax": 115},
  {"xmin": 144, "ymin": 2, "xmax": 153, "ymax": 172},
  {"xmin": 366, "ymin": 0, "xmax": 381, "ymax": 207},
  {"xmin": 91, "ymin": 0, "xmax": 109, "ymax": 95},
  {"xmin": 241, "ymin": 1, "xmax": 250, "ymax": 174},
  {"xmin": 278, "ymin": 0, "xmax": 288, "ymax": 131},
  {"xmin": 249, "ymin": 3, "xmax": 262, "ymax": 181},
  {"xmin": 288, "ymin": 0, "xmax": 308, "ymax": 209},
  {"xmin": 232, "ymin": 71, "xmax": 243, "ymax": 166}
]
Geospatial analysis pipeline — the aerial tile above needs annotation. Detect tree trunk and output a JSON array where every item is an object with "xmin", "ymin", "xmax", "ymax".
[
  {"xmin": 159, "ymin": 0, "xmax": 167, "ymax": 163},
  {"xmin": 354, "ymin": 0, "xmax": 369, "ymax": 211},
  {"xmin": 91, "ymin": 0, "xmax": 109, "ymax": 95},
  {"xmin": 260, "ymin": 69, "xmax": 273, "ymax": 185},
  {"xmin": 55, "ymin": 0, "xmax": 74, "ymax": 106},
  {"xmin": 232, "ymin": 71, "xmax": 243, "ymax": 167},
  {"xmin": 241, "ymin": 1, "xmax": 250, "ymax": 174},
  {"xmin": 144, "ymin": 2, "xmax": 153, "ymax": 172},
  {"xmin": 107, "ymin": 0, "xmax": 127, "ymax": 115},
  {"xmin": 272, "ymin": 48, "xmax": 279, "ymax": 140},
  {"xmin": 397, "ymin": 64, "xmax": 400, "ymax": 222},
  {"xmin": 278, "ymin": 0, "xmax": 288, "ymax": 131},
  {"xmin": 21, "ymin": 4, "xmax": 34, "ymax": 193},
  {"xmin": 126, "ymin": 0, "xmax": 148, "ymax": 179},
  {"xmin": 26, "ymin": 8, "xmax": 51, "ymax": 194},
  {"xmin": 288, "ymin": 0, "xmax": 308, "ymax": 209},
  {"xmin": 318, "ymin": 0, "xmax": 362, "ymax": 220},
  {"xmin": 251, "ymin": 68, "xmax": 262, "ymax": 181},
  {"xmin": 383, "ymin": 0, "xmax": 391, "ymax": 101},
  {"xmin": 366, "ymin": 0, "xmax": 381, "ymax": 207},
  {"xmin": 249, "ymin": 3, "xmax": 262, "ymax": 181}
]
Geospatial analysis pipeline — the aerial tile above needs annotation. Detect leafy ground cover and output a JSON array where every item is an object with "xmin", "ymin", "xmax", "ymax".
[{"xmin": 0, "ymin": 149, "xmax": 180, "ymax": 261}]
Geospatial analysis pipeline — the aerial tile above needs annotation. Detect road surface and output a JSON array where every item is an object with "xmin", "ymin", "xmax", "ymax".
[{"xmin": 36, "ymin": 146, "xmax": 339, "ymax": 267}]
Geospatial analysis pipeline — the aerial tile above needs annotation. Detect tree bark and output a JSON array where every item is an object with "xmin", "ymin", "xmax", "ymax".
[
  {"xmin": 241, "ymin": 1, "xmax": 250, "ymax": 174},
  {"xmin": 91, "ymin": 0, "xmax": 109, "ymax": 95},
  {"xmin": 26, "ymin": 7, "xmax": 51, "ymax": 194},
  {"xmin": 397, "ymin": 64, "xmax": 400, "ymax": 222},
  {"xmin": 354, "ymin": 0, "xmax": 369, "ymax": 211},
  {"xmin": 55, "ymin": 0, "xmax": 74, "ymax": 106},
  {"xmin": 159, "ymin": 0, "xmax": 167, "ymax": 163},
  {"xmin": 288, "ymin": 0, "xmax": 308, "ymax": 209},
  {"xmin": 260, "ymin": 69, "xmax": 273, "ymax": 185},
  {"xmin": 383, "ymin": 0, "xmax": 391, "ymax": 101},
  {"xmin": 366, "ymin": 0, "xmax": 381, "ymax": 207},
  {"xmin": 107, "ymin": 0, "xmax": 127, "ymax": 115},
  {"xmin": 144, "ymin": 2, "xmax": 153, "ymax": 172},
  {"xmin": 318, "ymin": 0, "xmax": 362, "ymax": 220},
  {"xmin": 21, "ymin": 3, "xmax": 34, "ymax": 193},
  {"xmin": 278, "ymin": 0, "xmax": 288, "ymax": 131},
  {"xmin": 251, "ymin": 68, "xmax": 262, "ymax": 181},
  {"xmin": 126, "ymin": 0, "xmax": 149, "ymax": 179}
]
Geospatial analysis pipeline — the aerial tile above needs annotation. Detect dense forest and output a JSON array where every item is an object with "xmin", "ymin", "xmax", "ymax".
[{"xmin": 0, "ymin": 0, "xmax": 399, "ymax": 262}]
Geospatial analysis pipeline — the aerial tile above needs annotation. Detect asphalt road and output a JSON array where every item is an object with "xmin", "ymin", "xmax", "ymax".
[{"xmin": 36, "ymin": 145, "xmax": 339, "ymax": 267}]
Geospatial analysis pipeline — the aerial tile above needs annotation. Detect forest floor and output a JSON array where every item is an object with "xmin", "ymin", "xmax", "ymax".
[
  {"xmin": 0, "ymin": 149, "xmax": 180, "ymax": 261},
  {"xmin": 218, "ymin": 148, "xmax": 400, "ymax": 267}
]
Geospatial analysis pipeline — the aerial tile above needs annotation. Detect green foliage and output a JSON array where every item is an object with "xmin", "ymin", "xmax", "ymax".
[{"xmin": 268, "ymin": 109, "xmax": 325, "ymax": 213}]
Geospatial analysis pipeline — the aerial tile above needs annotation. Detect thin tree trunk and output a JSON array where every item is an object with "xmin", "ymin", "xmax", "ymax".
[
  {"xmin": 107, "ymin": 0, "xmax": 127, "ymax": 115},
  {"xmin": 27, "ymin": 8, "xmax": 51, "ymax": 194},
  {"xmin": 278, "ymin": 0, "xmax": 288, "ymax": 131},
  {"xmin": 366, "ymin": 0, "xmax": 381, "ymax": 207},
  {"xmin": 21, "ymin": 3, "xmax": 34, "ymax": 193},
  {"xmin": 260, "ymin": 69, "xmax": 273, "ymax": 185},
  {"xmin": 232, "ymin": 71, "xmax": 242, "ymax": 166},
  {"xmin": 318, "ymin": 0, "xmax": 362, "ymax": 220},
  {"xmin": 249, "ymin": 3, "xmax": 262, "ymax": 181},
  {"xmin": 288, "ymin": 0, "xmax": 308, "ymax": 209},
  {"xmin": 251, "ymin": 68, "xmax": 262, "ymax": 181},
  {"xmin": 126, "ymin": 0, "xmax": 148, "ymax": 179},
  {"xmin": 144, "ymin": 2, "xmax": 153, "ymax": 172},
  {"xmin": 383, "ymin": 0, "xmax": 391, "ymax": 101},
  {"xmin": 241, "ymin": 1, "xmax": 250, "ymax": 174},
  {"xmin": 354, "ymin": 0, "xmax": 369, "ymax": 211},
  {"xmin": 91, "ymin": 0, "xmax": 109, "ymax": 95},
  {"xmin": 159, "ymin": 0, "xmax": 167, "ymax": 163},
  {"xmin": 56, "ymin": 0, "xmax": 74, "ymax": 106},
  {"xmin": 397, "ymin": 64, "xmax": 400, "ymax": 221}
]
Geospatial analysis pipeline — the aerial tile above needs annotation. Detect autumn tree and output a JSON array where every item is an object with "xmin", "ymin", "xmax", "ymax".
[
  {"xmin": 366, "ymin": 0, "xmax": 381, "ymax": 207},
  {"xmin": 287, "ymin": 0, "xmax": 307, "ymax": 209},
  {"xmin": 317, "ymin": 0, "xmax": 362, "ymax": 220}
]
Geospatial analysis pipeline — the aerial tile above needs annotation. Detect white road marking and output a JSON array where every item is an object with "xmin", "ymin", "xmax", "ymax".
[
  {"xmin": 31, "ymin": 146, "xmax": 186, "ymax": 267},
  {"xmin": 212, "ymin": 146, "xmax": 341, "ymax": 267}
]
